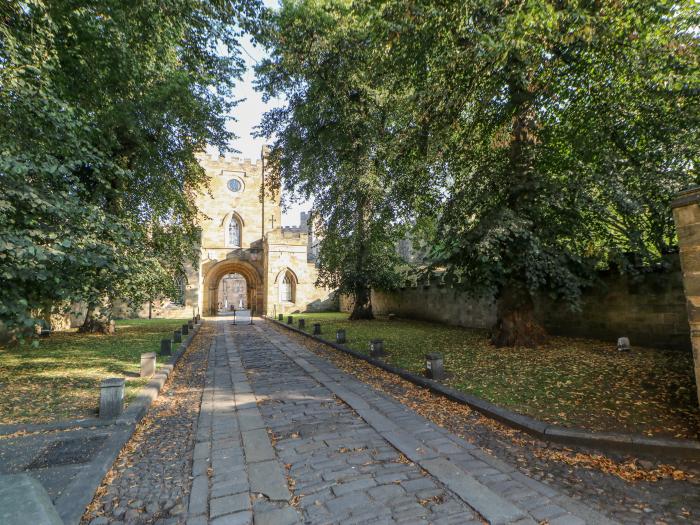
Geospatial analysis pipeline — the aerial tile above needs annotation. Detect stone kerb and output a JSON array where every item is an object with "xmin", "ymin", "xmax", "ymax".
[{"xmin": 672, "ymin": 186, "xmax": 700, "ymax": 406}]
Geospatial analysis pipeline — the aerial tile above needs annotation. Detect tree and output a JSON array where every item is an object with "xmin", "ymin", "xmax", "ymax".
[
  {"xmin": 255, "ymin": 0, "xmax": 403, "ymax": 319},
  {"xmin": 367, "ymin": 0, "xmax": 699, "ymax": 346},
  {"xmin": 0, "ymin": 0, "xmax": 257, "ymax": 335}
]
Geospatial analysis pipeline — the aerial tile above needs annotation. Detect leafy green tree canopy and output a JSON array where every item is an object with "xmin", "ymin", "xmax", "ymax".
[{"xmin": 0, "ymin": 0, "xmax": 258, "ymax": 334}]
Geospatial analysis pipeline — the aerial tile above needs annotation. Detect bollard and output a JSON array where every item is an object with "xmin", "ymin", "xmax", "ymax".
[
  {"xmin": 336, "ymin": 329, "xmax": 346, "ymax": 344},
  {"xmin": 182, "ymin": 323, "xmax": 189, "ymax": 336},
  {"xmin": 313, "ymin": 323, "xmax": 321, "ymax": 335},
  {"xmin": 425, "ymin": 352, "xmax": 446, "ymax": 380},
  {"xmin": 369, "ymin": 339, "xmax": 385, "ymax": 358},
  {"xmin": 100, "ymin": 378, "xmax": 125, "ymax": 418},
  {"xmin": 173, "ymin": 329, "xmax": 182, "ymax": 343},
  {"xmin": 278, "ymin": 313, "xmax": 284, "ymax": 321},
  {"xmin": 160, "ymin": 338, "xmax": 172, "ymax": 356},
  {"xmin": 188, "ymin": 320, "xmax": 193, "ymax": 330},
  {"xmin": 287, "ymin": 316, "xmax": 293, "ymax": 325},
  {"xmin": 617, "ymin": 337, "xmax": 631, "ymax": 352},
  {"xmin": 298, "ymin": 319, "xmax": 306, "ymax": 330},
  {"xmin": 140, "ymin": 352, "xmax": 157, "ymax": 377}
]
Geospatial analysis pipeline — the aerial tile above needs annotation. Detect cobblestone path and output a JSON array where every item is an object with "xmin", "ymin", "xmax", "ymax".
[
  {"xmin": 186, "ymin": 318, "xmax": 616, "ymax": 525},
  {"xmin": 81, "ymin": 323, "xmax": 214, "ymax": 525}
]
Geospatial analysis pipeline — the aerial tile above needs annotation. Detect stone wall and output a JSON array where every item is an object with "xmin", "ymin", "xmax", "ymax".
[
  {"xmin": 339, "ymin": 285, "xmax": 496, "ymax": 330},
  {"xmin": 341, "ymin": 259, "xmax": 690, "ymax": 350}
]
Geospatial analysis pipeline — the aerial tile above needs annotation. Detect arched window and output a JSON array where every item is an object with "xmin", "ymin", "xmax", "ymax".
[
  {"xmin": 279, "ymin": 273, "xmax": 293, "ymax": 302},
  {"xmin": 174, "ymin": 275, "xmax": 186, "ymax": 305},
  {"xmin": 227, "ymin": 216, "xmax": 241, "ymax": 247}
]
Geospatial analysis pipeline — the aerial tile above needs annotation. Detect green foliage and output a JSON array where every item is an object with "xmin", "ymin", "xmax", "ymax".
[
  {"xmin": 0, "ymin": 0, "xmax": 257, "ymax": 333},
  {"xmin": 255, "ymin": 0, "xmax": 404, "ymax": 318},
  {"xmin": 257, "ymin": 0, "xmax": 698, "ymax": 336}
]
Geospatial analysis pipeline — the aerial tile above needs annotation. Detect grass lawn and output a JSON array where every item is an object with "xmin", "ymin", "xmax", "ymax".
[
  {"xmin": 289, "ymin": 312, "xmax": 700, "ymax": 440},
  {"xmin": 0, "ymin": 318, "xmax": 187, "ymax": 425}
]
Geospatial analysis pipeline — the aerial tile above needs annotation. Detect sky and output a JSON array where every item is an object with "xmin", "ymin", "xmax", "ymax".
[{"xmin": 221, "ymin": 2, "xmax": 311, "ymax": 228}]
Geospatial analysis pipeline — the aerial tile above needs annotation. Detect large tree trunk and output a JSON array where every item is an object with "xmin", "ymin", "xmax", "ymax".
[
  {"xmin": 350, "ymin": 285, "xmax": 374, "ymax": 320},
  {"xmin": 491, "ymin": 284, "xmax": 546, "ymax": 348},
  {"xmin": 490, "ymin": 57, "xmax": 546, "ymax": 348},
  {"xmin": 79, "ymin": 302, "xmax": 115, "ymax": 334}
]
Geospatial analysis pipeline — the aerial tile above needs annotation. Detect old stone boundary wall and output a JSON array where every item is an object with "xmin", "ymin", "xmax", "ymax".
[{"xmin": 341, "ymin": 257, "xmax": 690, "ymax": 351}]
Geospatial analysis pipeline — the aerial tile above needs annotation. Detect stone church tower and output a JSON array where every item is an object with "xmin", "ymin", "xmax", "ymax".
[{"xmin": 180, "ymin": 151, "xmax": 334, "ymax": 317}]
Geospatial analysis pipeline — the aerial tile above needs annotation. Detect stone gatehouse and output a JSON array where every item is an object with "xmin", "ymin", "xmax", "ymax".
[{"xmin": 178, "ymin": 152, "xmax": 335, "ymax": 317}]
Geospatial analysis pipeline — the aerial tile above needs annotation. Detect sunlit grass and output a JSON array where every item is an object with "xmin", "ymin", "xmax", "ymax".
[
  {"xmin": 290, "ymin": 312, "xmax": 700, "ymax": 439},
  {"xmin": 0, "ymin": 318, "xmax": 187, "ymax": 424}
]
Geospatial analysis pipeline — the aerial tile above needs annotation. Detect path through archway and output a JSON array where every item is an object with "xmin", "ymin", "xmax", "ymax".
[
  {"xmin": 202, "ymin": 259, "xmax": 263, "ymax": 316},
  {"xmin": 217, "ymin": 273, "xmax": 248, "ymax": 312}
]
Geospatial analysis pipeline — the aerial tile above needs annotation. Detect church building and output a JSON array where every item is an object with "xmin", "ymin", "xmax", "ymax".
[{"xmin": 175, "ymin": 151, "xmax": 335, "ymax": 317}]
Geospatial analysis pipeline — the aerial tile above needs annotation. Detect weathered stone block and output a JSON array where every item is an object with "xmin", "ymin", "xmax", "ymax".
[
  {"xmin": 425, "ymin": 352, "xmax": 446, "ymax": 380},
  {"xmin": 0, "ymin": 474, "xmax": 63, "ymax": 525},
  {"xmin": 174, "ymin": 329, "xmax": 182, "ymax": 343},
  {"xmin": 336, "ymin": 329, "xmax": 346, "ymax": 344},
  {"xmin": 160, "ymin": 338, "xmax": 172, "ymax": 356},
  {"xmin": 100, "ymin": 377, "xmax": 125, "ymax": 418},
  {"xmin": 313, "ymin": 322, "xmax": 321, "ymax": 335},
  {"xmin": 298, "ymin": 319, "xmax": 305, "ymax": 330},
  {"xmin": 369, "ymin": 339, "xmax": 385, "ymax": 358},
  {"xmin": 140, "ymin": 352, "xmax": 157, "ymax": 377},
  {"xmin": 182, "ymin": 323, "xmax": 189, "ymax": 335}
]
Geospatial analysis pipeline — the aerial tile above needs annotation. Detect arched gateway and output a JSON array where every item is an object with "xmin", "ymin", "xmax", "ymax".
[
  {"xmin": 173, "ymin": 152, "xmax": 335, "ymax": 319},
  {"xmin": 201, "ymin": 259, "xmax": 263, "ymax": 316}
]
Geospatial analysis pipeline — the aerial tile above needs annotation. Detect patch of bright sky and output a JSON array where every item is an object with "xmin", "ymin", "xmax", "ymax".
[{"xmin": 217, "ymin": 0, "xmax": 311, "ymax": 228}]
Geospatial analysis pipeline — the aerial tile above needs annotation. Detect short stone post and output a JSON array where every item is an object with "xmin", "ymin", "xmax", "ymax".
[
  {"xmin": 369, "ymin": 339, "xmax": 385, "ymax": 358},
  {"xmin": 174, "ymin": 329, "xmax": 182, "ymax": 343},
  {"xmin": 673, "ymin": 186, "xmax": 700, "ymax": 406},
  {"xmin": 313, "ymin": 323, "xmax": 321, "ymax": 335},
  {"xmin": 617, "ymin": 337, "xmax": 631, "ymax": 352},
  {"xmin": 298, "ymin": 319, "xmax": 306, "ymax": 330},
  {"xmin": 160, "ymin": 338, "xmax": 172, "ymax": 356},
  {"xmin": 425, "ymin": 353, "xmax": 446, "ymax": 380},
  {"xmin": 140, "ymin": 352, "xmax": 157, "ymax": 378},
  {"xmin": 188, "ymin": 320, "xmax": 194, "ymax": 330},
  {"xmin": 287, "ymin": 315, "xmax": 293, "ymax": 325},
  {"xmin": 182, "ymin": 323, "xmax": 189, "ymax": 336},
  {"xmin": 336, "ymin": 329, "xmax": 346, "ymax": 344},
  {"xmin": 278, "ymin": 313, "xmax": 284, "ymax": 321},
  {"xmin": 100, "ymin": 378, "xmax": 125, "ymax": 418}
]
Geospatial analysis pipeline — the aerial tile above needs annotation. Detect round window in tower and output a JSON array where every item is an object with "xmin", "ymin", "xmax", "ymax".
[{"xmin": 227, "ymin": 178, "xmax": 243, "ymax": 193}]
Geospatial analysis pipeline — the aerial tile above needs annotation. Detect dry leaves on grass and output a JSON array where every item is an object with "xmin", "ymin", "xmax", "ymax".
[
  {"xmin": 0, "ymin": 319, "xmax": 187, "ymax": 425},
  {"xmin": 288, "ymin": 313, "xmax": 700, "ymax": 439},
  {"xmin": 277, "ymin": 325, "xmax": 695, "ymax": 484}
]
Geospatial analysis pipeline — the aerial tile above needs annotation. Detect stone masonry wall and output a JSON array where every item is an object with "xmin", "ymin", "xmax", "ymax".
[{"xmin": 341, "ymin": 258, "xmax": 689, "ymax": 350}]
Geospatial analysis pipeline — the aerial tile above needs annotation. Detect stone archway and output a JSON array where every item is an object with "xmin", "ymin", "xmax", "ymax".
[{"xmin": 202, "ymin": 259, "xmax": 263, "ymax": 316}]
